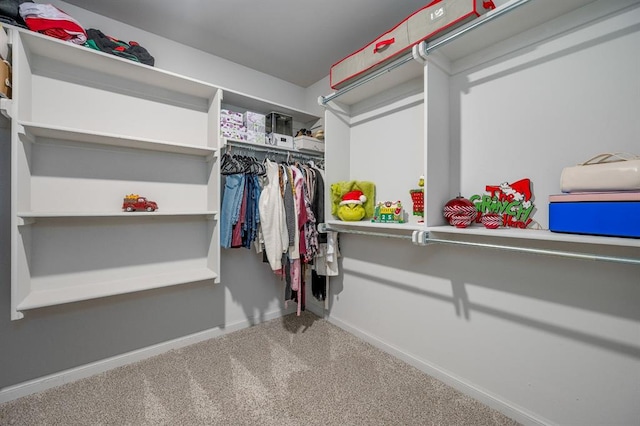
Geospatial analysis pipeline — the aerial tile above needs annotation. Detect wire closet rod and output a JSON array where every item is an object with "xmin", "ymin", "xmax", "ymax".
[
  {"xmin": 424, "ymin": 236, "xmax": 640, "ymax": 266},
  {"xmin": 319, "ymin": 0, "xmax": 532, "ymax": 105},
  {"xmin": 321, "ymin": 225, "xmax": 414, "ymax": 240}
]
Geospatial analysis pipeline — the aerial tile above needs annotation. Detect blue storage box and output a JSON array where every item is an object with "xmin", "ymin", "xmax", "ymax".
[{"xmin": 549, "ymin": 201, "xmax": 640, "ymax": 238}]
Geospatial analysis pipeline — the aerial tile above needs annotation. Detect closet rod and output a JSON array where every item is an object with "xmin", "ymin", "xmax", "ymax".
[
  {"xmin": 419, "ymin": 233, "xmax": 640, "ymax": 266},
  {"xmin": 319, "ymin": 0, "xmax": 532, "ymax": 105},
  {"xmin": 319, "ymin": 54, "xmax": 415, "ymax": 105},
  {"xmin": 320, "ymin": 224, "xmax": 414, "ymax": 240}
]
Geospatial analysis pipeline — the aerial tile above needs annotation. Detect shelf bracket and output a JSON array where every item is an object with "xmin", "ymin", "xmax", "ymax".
[
  {"xmin": 205, "ymin": 152, "xmax": 217, "ymax": 163},
  {"xmin": 412, "ymin": 41, "xmax": 429, "ymax": 64},
  {"xmin": 17, "ymin": 217, "xmax": 36, "ymax": 226}
]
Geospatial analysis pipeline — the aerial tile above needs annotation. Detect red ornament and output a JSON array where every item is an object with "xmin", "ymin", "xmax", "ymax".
[
  {"xmin": 481, "ymin": 213, "xmax": 502, "ymax": 229},
  {"xmin": 443, "ymin": 195, "xmax": 477, "ymax": 226},
  {"xmin": 450, "ymin": 213, "xmax": 473, "ymax": 228}
]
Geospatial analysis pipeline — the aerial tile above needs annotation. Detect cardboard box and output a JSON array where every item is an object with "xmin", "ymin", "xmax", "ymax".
[
  {"xmin": 246, "ymin": 130, "xmax": 266, "ymax": 145},
  {"xmin": 220, "ymin": 109, "xmax": 244, "ymax": 125},
  {"xmin": 0, "ymin": 60, "xmax": 11, "ymax": 99}
]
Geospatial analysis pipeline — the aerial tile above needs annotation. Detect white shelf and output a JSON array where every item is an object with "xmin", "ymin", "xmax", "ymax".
[
  {"xmin": 427, "ymin": 225, "xmax": 640, "ymax": 248},
  {"xmin": 17, "ymin": 26, "xmax": 219, "ymax": 102},
  {"xmin": 17, "ymin": 210, "xmax": 218, "ymax": 221},
  {"xmin": 8, "ymin": 27, "xmax": 223, "ymax": 320},
  {"xmin": 222, "ymin": 90, "xmax": 319, "ymax": 124},
  {"xmin": 224, "ymin": 137, "xmax": 324, "ymax": 158},
  {"xmin": 17, "ymin": 267, "xmax": 218, "ymax": 311},
  {"xmin": 20, "ymin": 122, "xmax": 217, "ymax": 157}
]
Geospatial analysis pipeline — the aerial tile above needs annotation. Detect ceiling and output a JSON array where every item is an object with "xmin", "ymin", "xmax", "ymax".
[{"xmin": 62, "ymin": 0, "xmax": 432, "ymax": 88}]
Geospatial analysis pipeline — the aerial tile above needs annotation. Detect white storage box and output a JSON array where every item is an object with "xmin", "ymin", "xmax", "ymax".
[
  {"xmin": 267, "ymin": 133, "xmax": 294, "ymax": 149},
  {"xmin": 294, "ymin": 136, "xmax": 324, "ymax": 153},
  {"xmin": 244, "ymin": 111, "xmax": 266, "ymax": 133}
]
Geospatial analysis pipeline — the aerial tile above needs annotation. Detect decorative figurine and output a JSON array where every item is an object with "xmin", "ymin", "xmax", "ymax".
[
  {"xmin": 337, "ymin": 190, "xmax": 367, "ymax": 221},
  {"xmin": 469, "ymin": 178, "xmax": 535, "ymax": 229},
  {"xmin": 122, "ymin": 194, "xmax": 158, "ymax": 212},
  {"xmin": 371, "ymin": 200, "xmax": 406, "ymax": 223},
  {"xmin": 410, "ymin": 176, "xmax": 425, "ymax": 220}
]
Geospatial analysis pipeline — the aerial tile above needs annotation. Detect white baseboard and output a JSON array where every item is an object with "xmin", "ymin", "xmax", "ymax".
[
  {"xmin": 0, "ymin": 308, "xmax": 293, "ymax": 404},
  {"xmin": 326, "ymin": 315, "xmax": 554, "ymax": 426}
]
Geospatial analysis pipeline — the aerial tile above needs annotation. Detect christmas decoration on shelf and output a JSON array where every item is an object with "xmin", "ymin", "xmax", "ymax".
[
  {"xmin": 480, "ymin": 213, "xmax": 502, "ymax": 229},
  {"xmin": 470, "ymin": 178, "xmax": 536, "ymax": 229},
  {"xmin": 371, "ymin": 200, "xmax": 406, "ymax": 223},
  {"xmin": 337, "ymin": 189, "xmax": 367, "ymax": 221},
  {"xmin": 443, "ymin": 194, "xmax": 477, "ymax": 228},
  {"xmin": 122, "ymin": 194, "xmax": 158, "ymax": 212},
  {"xmin": 410, "ymin": 175, "xmax": 424, "ymax": 222}
]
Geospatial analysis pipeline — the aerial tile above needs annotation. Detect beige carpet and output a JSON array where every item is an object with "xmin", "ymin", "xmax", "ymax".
[{"xmin": 0, "ymin": 312, "xmax": 519, "ymax": 425}]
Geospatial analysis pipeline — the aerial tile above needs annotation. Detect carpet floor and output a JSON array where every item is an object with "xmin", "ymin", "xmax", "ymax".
[{"xmin": 0, "ymin": 311, "xmax": 519, "ymax": 425}]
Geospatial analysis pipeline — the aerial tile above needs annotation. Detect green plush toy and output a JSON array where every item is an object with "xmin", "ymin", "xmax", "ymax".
[{"xmin": 337, "ymin": 190, "xmax": 367, "ymax": 221}]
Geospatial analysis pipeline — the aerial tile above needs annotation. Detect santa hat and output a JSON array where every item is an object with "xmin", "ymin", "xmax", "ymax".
[{"xmin": 340, "ymin": 190, "xmax": 367, "ymax": 205}]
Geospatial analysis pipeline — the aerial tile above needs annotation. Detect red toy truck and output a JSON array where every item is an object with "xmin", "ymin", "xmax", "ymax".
[{"xmin": 122, "ymin": 194, "xmax": 158, "ymax": 212}]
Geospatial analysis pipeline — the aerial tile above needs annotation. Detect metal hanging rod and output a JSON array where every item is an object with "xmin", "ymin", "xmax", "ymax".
[
  {"xmin": 319, "ymin": 0, "xmax": 532, "ymax": 105},
  {"xmin": 419, "ymin": 234, "xmax": 640, "ymax": 266},
  {"xmin": 319, "ymin": 223, "xmax": 414, "ymax": 240},
  {"xmin": 319, "ymin": 54, "xmax": 416, "ymax": 105}
]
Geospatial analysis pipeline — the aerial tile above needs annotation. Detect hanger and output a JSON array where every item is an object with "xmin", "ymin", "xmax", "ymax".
[{"xmin": 221, "ymin": 147, "xmax": 245, "ymax": 175}]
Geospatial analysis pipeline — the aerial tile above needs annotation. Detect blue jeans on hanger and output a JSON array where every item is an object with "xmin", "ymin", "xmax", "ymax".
[{"xmin": 220, "ymin": 173, "xmax": 245, "ymax": 248}]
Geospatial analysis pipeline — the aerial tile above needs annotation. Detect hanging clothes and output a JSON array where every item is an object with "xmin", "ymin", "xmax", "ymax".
[
  {"xmin": 221, "ymin": 153, "xmax": 264, "ymax": 250},
  {"xmin": 220, "ymin": 173, "xmax": 245, "ymax": 249},
  {"xmin": 258, "ymin": 159, "xmax": 289, "ymax": 271},
  {"xmin": 220, "ymin": 146, "xmax": 327, "ymax": 316}
]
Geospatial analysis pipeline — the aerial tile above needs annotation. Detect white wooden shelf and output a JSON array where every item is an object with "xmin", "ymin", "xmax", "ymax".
[
  {"xmin": 17, "ymin": 27, "xmax": 219, "ymax": 104},
  {"xmin": 8, "ymin": 26, "xmax": 223, "ymax": 320},
  {"xmin": 224, "ymin": 137, "xmax": 324, "ymax": 159},
  {"xmin": 20, "ymin": 122, "xmax": 217, "ymax": 157},
  {"xmin": 17, "ymin": 210, "xmax": 218, "ymax": 221},
  {"xmin": 17, "ymin": 266, "xmax": 218, "ymax": 311}
]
